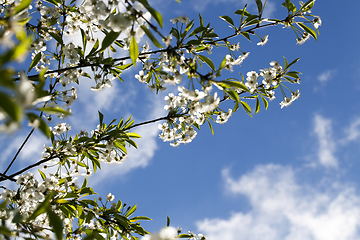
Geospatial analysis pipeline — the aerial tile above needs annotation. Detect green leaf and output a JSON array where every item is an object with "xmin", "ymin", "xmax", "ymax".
[
  {"xmin": 49, "ymin": 32, "xmax": 63, "ymax": 45},
  {"xmin": 286, "ymin": 71, "xmax": 301, "ymax": 78},
  {"xmin": 198, "ymin": 55, "xmax": 215, "ymax": 71},
  {"xmin": 170, "ymin": 27, "xmax": 180, "ymax": 40},
  {"xmin": 137, "ymin": 0, "xmax": 163, "ymax": 27},
  {"xmin": 38, "ymin": 106, "xmax": 70, "ymax": 116},
  {"xmin": 255, "ymin": 96, "xmax": 260, "ymax": 114},
  {"xmin": 189, "ymin": 26, "xmax": 206, "ymax": 37},
  {"xmin": 113, "ymin": 213, "xmax": 130, "ymax": 228},
  {"xmin": 167, "ymin": 216, "xmax": 170, "ymax": 227},
  {"xmin": 47, "ymin": 210, "xmax": 63, "ymax": 240},
  {"xmin": 14, "ymin": 0, "xmax": 32, "ymax": 15},
  {"xmin": 125, "ymin": 204, "xmax": 137, "ymax": 218},
  {"xmin": 206, "ymin": 118, "xmax": 214, "ymax": 135},
  {"xmin": 241, "ymin": 31, "xmax": 251, "ymax": 41},
  {"xmin": 283, "ymin": 56, "xmax": 289, "ymax": 69},
  {"xmin": 130, "ymin": 36, "xmax": 139, "ymax": 65},
  {"xmin": 299, "ymin": 0, "xmax": 315, "ymax": 12},
  {"xmin": 12, "ymin": 211, "xmax": 22, "ymax": 224},
  {"xmin": 81, "ymin": 28, "xmax": 87, "ymax": 50},
  {"xmin": 82, "ymin": 177, "xmax": 87, "ymax": 189},
  {"xmin": 226, "ymin": 89, "xmax": 239, "ymax": 102},
  {"xmin": 199, "ymin": 13, "xmax": 204, "ymax": 27},
  {"xmin": 184, "ymin": 19, "xmax": 194, "ymax": 34},
  {"xmin": 88, "ymin": 39, "xmax": 99, "ymax": 56},
  {"xmin": 186, "ymin": 39, "xmax": 201, "ymax": 46},
  {"xmin": 28, "ymin": 52, "xmax": 41, "ymax": 72},
  {"xmin": 130, "ymin": 216, "xmax": 152, "ymax": 221},
  {"xmin": 98, "ymin": 111, "xmax": 104, "ymax": 128},
  {"xmin": 100, "ymin": 31, "xmax": 120, "ymax": 52},
  {"xmin": 115, "ymin": 62, "xmax": 133, "ymax": 71},
  {"xmin": 0, "ymin": 226, "xmax": 12, "ymax": 237},
  {"xmin": 38, "ymin": 169, "xmax": 46, "ymax": 180},
  {"xmin": 114, "ymin": 140, "xmax": 127, "ymax": 154},
  {"xmin": 0, "ymin": 92, "xmax": 22, "ymax": 122},
  {"xmin": 217, "ymin": 55, "xmax": 228, "ymax": 75},
  {"xmin": 240, "ymin": 101, "xmax": 252, "ymax": 117},
  {"xmin": 127, "ymin": 132, "xmax": 142, "ymax": 138},
  {"xmin": 255, "ymin": 0, "xmax": 263, "ymax": 14},
  {"xmin": 116, "ymin": 199, "xmax": 123, "ymax": 211},
  {"xmin": 177, "ymin": 234, "xmax": 192, "ymax": 238},
  {"xmin": 140, "ymin": 25, "xmax": 163, "ymax": 48},
  {"xmin": 282, "ymin": 0, "xmax": 296, "ymax": 12},
  {"xmin": 297, "ymin": 22, "xmax": 317, "ymax": 40},
  {"xmin": 234, "ymin": 9, "xmax": 251, "ymax": 17},
  {"xmin": 261, "ymin": 95, "xmax": 268, "ymax": 110},
  {"xmin": 43, "ymin": 0, "xmax": 60, "ymax": 5},
  {"xmin": 284, "ymin": 57, "xmax": 300, "ymax": 70},
  {"xmin": 220, "ymin": 81, "xmax": 248, "ymax": 92},
  {"xmin": 27, "ymin": 193, "xmax": 53, "ymax": 222},
  {"xmin": 38, "ymin": 117, "xmax": 51, "ymax": 138},
  {"xmin": 219, "ymin": 15, "xmax": 234, "ymax": 26}
]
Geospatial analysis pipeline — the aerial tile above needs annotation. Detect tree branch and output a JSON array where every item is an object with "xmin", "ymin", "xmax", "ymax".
[{"xmin": 0, "ymin": 154, "xmax": 60, "ymax": 183}]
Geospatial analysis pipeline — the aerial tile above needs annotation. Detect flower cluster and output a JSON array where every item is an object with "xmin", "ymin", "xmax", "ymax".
[
  {"xmin": 0, "ymin": 172, "xmax": 61, "ymax": 227},
  {"xmin": 159, "ymin": 85, "xmax": 221, "ymax": 146}
]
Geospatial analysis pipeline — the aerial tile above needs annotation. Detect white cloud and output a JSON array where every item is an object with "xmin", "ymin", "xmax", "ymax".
[
  {"xmin": 197, "ymin": 164, "xmax": 360, "ymax": 240},
  {"xmin": 343, "ymin": 118, "xmax": 360, "ymax": 143},
  {"xmin": 70, "ymin": 80, "xmax": 137, "ymax": 131},
  {"xmin": 0, "ymin": 131, "xmax": 47, "ymax": 172},
  {"xmin": 317, "ymin": 69, "xmax": 337, "ymax": 83},
  {"xmin": 313, "ymin": 114, "xmax": 338, "ymax": 168}
]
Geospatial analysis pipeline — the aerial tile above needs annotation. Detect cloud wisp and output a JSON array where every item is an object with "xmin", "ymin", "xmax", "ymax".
[
  {"xmin": 197, "ymin": 164, "xmax": 360, "ymax": 240},
  {"xmin": 313, "ymin": 114, "xmax": 338, "ymax": 168},
  {"xmin": 342, "ymin": 118, "xmax": 360, "ymax": 143},
  {"xmin": 317, "ymin": 69, "xmax": 337, "ymax": 83}
]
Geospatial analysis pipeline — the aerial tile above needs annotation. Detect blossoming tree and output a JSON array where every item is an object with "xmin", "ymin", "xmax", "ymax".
[{"xmin": 0, "ymin": 0, "xmax": 321, "ymax": 239}]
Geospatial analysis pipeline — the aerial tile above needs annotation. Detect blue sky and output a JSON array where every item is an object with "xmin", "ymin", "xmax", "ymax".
[{"xmin": 2, "ymin": 0, "xmax": 360, "ymax": 239}]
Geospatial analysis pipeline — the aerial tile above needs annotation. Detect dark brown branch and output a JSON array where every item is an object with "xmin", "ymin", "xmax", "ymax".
[
  {"xmin": 0, "ymin": 154, "xmax": 59, "ymax": 183},
  {"xmin": 3, "ymin": 128, "xmax": 35, "ymax": 176}
]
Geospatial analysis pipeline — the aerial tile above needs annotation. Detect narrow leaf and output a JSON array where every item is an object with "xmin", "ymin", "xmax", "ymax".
[
  {"xmin": 140, "ymin": 25, "xmax": 163, "ymax": 48},
  {"xmin": 49, "ymin": 32, "xmax": 63, "ymax": 45},
  {"xmin": 240, "ymin": 101, "xmax": 252, "ymax": 117},
  {"xmin": 297, "ymin": 22, "xmax": 317, "ymax": 40},
  {"xmin": 81, "ymin": 28, "xmax": 87, "ymax": 50},
  {"xmin": 14, "ymin": 0, "xmax": 32, "ymax": 15},
  {"xmin": 129, "ymin": 36, "xmax": 139, "ymax": 65},
  {"xmin": 0, "ymin": 92, "xmax": 22, "ymax": 122},
  {"xmin": 100, "ymin": 31, "xmax": 120, "ymax": 52},
  {"xmin": 198, "ymin": 55, "xmax": 215, "ymax": 71},
  {"xmin": 28, "ymin": 52, "xmax": 41, "ymax": 72},
  {"xmin": 137, "ymin": 0, "xmax": 163, "ymax": 27},
  {"xmin": 167, "ymin": 216, "xmax": 170, "ymax": 227},
  {"xmin": 227, "ymin": 89, "xmax": 239, "ymax": 102},
  {"xmin": 125, "ymin": 204, "xmax": 137, "ymax": 218},
  {"xmin": 88, "ymin": 39, "xmax": 99, "ymax": 56},
  {"xmin": 47, "ymin": 210, "xmax": 63, "ymax": 240},
  {"xmin": 98, "ymin": 111, "xmax": 104, "ymax": 128},
  {"xmin": 27, "ymin": 193, "xmax": 52, "ymax": 222},
  {"xmin": 206, "ymin": 118, "xmax": 214, "ymax": 135},
  {"xmin": 255, "ymin": 96, "xmax": 260, "ymax": 114},
  {"xmin": 261, "ymin": 95, "xmax": 268, "ymax": 110},
  {"xmin": 219, "ymin": 15, "xmax": 234, "ymax": 26},
  {"xmin": 255, "ymin": 0, "xmax": 263, "ymax": 14},
  {"xmin": 38, "ymin": 169, "xmax": 46, "ymax": 180},
  {"xmin": 285, "ymin": 57, "xmax": 300, "ymax": 70}
]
